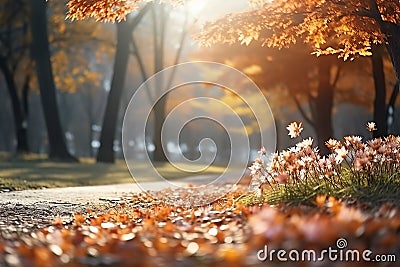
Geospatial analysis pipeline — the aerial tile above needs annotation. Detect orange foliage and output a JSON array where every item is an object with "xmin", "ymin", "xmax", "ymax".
[
  {"xmin": 1, "ymin": 191, "xmax": 399, "ymax": 266},
  {"xmin": 66, "ymin": 0, "xmax": 141, "ymax": 22},
  {"xmin": 199, "ymin": 0, "xmax": 400, "ymax": 61},
  {"xmin": 66, "ymin": 0, "xmax": 185, "ymax": 22}
]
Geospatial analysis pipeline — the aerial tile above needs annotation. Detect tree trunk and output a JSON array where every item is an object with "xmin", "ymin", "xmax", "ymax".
[
  {"xmin": 383, "ymin": 25, "xmax": 400, "ymax": 134},
  {"xmin": 20, "ymin": 74, "xmax": 31, "ymax": 152},
  {"xmin": 367, "ymin": 0, "xmax": 400, "ymax": 82},
  {"xmin": 368, "ymin": 0, "xmax": 399, "ymax": 134},
  {"xmin": 371, "ymin": 44, "xmax": 387, "ymax": 137},
  {"xmin": 152, "ymin": 4, "xmax": 168, "ymax": 162},
  {"xmin": 313, "ymin": 57, "xmax": 334, "ymax": 155},
  {"xmin": 387, "ymin": 82, "xmax": 399, "ymax": 133},
  {"xmin": 96, "ymin": 21, "xmax": 131, "ymax": 163},
  {"xmin": 153, "ymin": 97, "xmax": 168, "ymax": 162},
  {"xmin": 29, "ymin": 0, "xmax": 76, "ymax": 161},
  {"xmin": 96, "ymin": 5, "xmax": 149, "ymax": 163},
  {"xmin": 0, "ymin": 56, "xmax": 29, "ymax": 153},
  {"xmin": 383, "ymin": 24, "xmax": 400, "ymax": 82}
]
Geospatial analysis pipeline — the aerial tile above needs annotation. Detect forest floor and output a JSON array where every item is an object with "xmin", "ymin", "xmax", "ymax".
[
  {"xmin": 0, "ymin": 152, "xmax": 244, "ymax": 241},
  {"xmin": 0, "ymin": 182, "xmax": 187, "ymax": 240},
  {"xmin": 1, "ymin": 181, "xmax": 399, "ymax": 267},
  {"xmin": 0, "ymin": 154, "xmax": 399, "ymax": 266}
]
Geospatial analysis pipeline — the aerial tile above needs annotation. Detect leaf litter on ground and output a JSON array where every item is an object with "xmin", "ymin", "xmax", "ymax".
[{"xmin": 0, "ymin": 184, "xmax": 399, "ymax": 267}]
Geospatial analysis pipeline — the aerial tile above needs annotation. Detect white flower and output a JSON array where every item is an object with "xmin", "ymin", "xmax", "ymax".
[
  {"xmin": 344, "ymin": 136, "xmax": 362, "ymax": 146},
  {"xmin": 286, "ymin": 122, "xmax": 303, "ymax": 138},
  {"xmin": 296, "ymin": 137, "xmax": 313, "ymax": 149},
  {"xmin": 249, "ymin": 162, "xmax": 263, "ymax": 175},
  {"xmin": 366, "ymin": 122, "xmax": 377, "ymax": 132},
  {"xmin": 325, "ymin": 138, "xmax": 340, "ymax": 150},
  {"xmin": 334, "ymin": 146, "xmax": 348, "ymax": 164}
]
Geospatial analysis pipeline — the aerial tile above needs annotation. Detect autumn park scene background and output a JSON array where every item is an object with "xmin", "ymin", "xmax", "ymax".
[{"xmin": 0, "ymin": 0, "xmax": 400, "ymax": 266}]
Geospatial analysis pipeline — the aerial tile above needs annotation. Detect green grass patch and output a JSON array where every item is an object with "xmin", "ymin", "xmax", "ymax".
[
  {"xmin": 238, "ymin": 167, "xmax": 400, "ymax": 207},
  {"xmin": 0, "ymin": 153, "xmax": 226, "ymax": 191}
]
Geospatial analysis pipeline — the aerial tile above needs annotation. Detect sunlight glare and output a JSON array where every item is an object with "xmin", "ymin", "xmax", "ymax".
[
  {"xmin": 180, "ymin": 0, "xmax": 248, "ymax": 23},
  {"xmin": 185, "ymin": 0, "xmax": 208, "ymax": 17}
]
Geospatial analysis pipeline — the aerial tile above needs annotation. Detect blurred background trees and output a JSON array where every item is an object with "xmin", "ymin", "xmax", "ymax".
[
  {"xmin": 1, "ymin": 0, "xmax": 112, "ymax": 159},
  {"xmin": 96, "ymin": 4, "xmax": 150, "ymax": 163},
  {"xmin": 195, "ymin": 41, "xmax": 396, "ymax": 153},
  {"xmin": 199, "ymin": 0, "xmax": 399, "ymax": 148},
  {"xmin": 0, "ymin": 0, "xmax": 399, "ymax": 163},
  {"xmin": 29, "ymin": 0, "xmax": 75, "ymax": 160}
]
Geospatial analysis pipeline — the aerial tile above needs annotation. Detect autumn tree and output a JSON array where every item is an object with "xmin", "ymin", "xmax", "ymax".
[
  {"xmin": 29, "ymin": 0, "xmax": 78, "ymax": 160},
  {"xmin": 67, "ymin": 0, "xmax": 191, "ymax": 163},
  {"xmin": 48, "ymin": 1, "xmax": 115, "ymax": 158},
  {"xmin": 0, "ymin": 0, "xmax": 108, "ymax": 157},
  {"xmin": 131, "ymin": 3, "xmax": 190, "ymax": 162},
  {"xmin": 29, "ymin": 0, "xmax": 105, "ymax": 160},
  {"xmin": 66, "ymin": 1, "xmax": 152, "ymax": 163},
  {"xmin": 0, "ymin": 0, "xmax": 31, "ymax": 153},
  {"xmin": 198, "ymin": 0, "xmax": 400, "ymax": 137},
  {"xmin": 95, "ymin": 5, "xmax": 150, "ymax": 163},
  {"xmin": 66, "ymin": 0, "xmax": 400, "ymax": 145},
  {"xmin": 194, "ymin": 43, "xmax": 344, "ymax": 153},
  {"xmin": 199, "ymin": 1, "xmax": 400, "ymax": 75}
]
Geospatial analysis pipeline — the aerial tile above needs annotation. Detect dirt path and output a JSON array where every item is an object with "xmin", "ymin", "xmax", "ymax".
[
  {"xmin": 0, "ymin": 172, "xmax": 251, "ymax": 240},
  {"xmin": 0, "ymin": 182, "xmax": 187, "ymax": 239}
]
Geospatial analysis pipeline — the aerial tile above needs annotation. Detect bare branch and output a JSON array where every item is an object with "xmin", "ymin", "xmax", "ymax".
[
  {"xmin": 292, "ymin": 94, "xmax": 315, "ymax": 128},
  {"xmin": 130, "ymin": 34, "xmax": 154, "ymax": 103},
  {"xmin": 331, "ymin": 65, "xmax": 342, "ymax": 88}
]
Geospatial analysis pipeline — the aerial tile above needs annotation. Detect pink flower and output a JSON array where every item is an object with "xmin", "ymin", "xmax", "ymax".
[
  {"xmin": 367, "ymin": 138, "xmax": 382, "ymax": 150},
  {"xmin": 258, "ymin": 147, "xmax": 267, "ymax": 156},
  {"xmin": 275, "ymin": 173, "xmax": 289, "ymax": 184},
  {"xmin": 354, "ymin": 156, "xmax": 369, "ymax": 171}
]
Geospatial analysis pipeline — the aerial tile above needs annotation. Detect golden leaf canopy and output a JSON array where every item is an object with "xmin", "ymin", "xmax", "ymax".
[
  {"xmin": 198, "ymin": 0, "xmax": 400, "ymax": 60},
  {"xmin": 66, "ymin": 0, "xmax": 145, "ymax": 22},
  {"xmin": 66, "ymin": 0, "xmax": 184, "ymax": 22}
]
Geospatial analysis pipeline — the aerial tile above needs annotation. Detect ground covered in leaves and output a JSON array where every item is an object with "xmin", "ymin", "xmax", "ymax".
[{"xmin": 0, "ymin": 185, "xmax": 399, "ymax": 267}]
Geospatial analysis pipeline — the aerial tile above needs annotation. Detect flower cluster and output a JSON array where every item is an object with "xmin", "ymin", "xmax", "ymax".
[
  {"xmin": 250, "ymin": 137, "xmax": 340, "ymax": 191},
  {"xmin": 249, "ymin": 122, "xmax": 400, "ymax": 194},
  {"xmin": 340, "ymin": 134, "xmax": 400, "ymax": 176}
]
